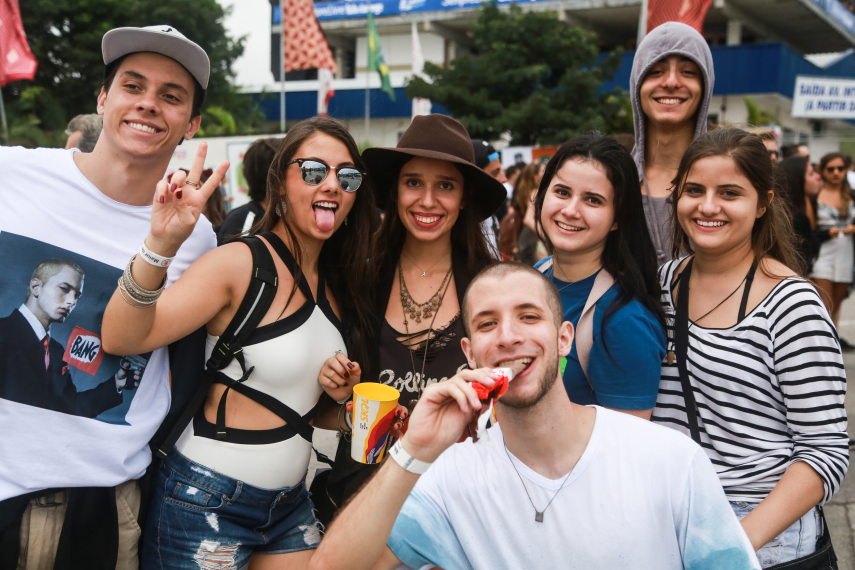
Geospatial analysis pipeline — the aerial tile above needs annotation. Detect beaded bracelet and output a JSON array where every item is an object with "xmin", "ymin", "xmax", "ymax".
[
  {"xmin": 119, "ymin": 255, "xmax": 167, "ymax": 308},
  {"xmin": 117, "ymin": 277, "xmax": 154, "ymax": 308}
]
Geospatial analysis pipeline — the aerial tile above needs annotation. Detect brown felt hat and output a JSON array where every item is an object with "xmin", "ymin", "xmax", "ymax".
[{"xmin": 362, "ymin": 114, "xmax": 507, "ymax": 221}]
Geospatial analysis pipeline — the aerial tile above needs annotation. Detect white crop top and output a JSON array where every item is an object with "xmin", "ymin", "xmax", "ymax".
[{"xmin": 176, "ymin": 238, "xmax": 347, "ymax": 490}]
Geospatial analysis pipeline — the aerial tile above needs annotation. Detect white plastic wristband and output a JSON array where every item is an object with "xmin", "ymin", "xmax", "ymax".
[
  {"xmin": 388, "ymin": 440, "xmax": 432, "ymax": 475},
  {"xmin": 140, "ymin": 242, "xmax": 176, "ymax": 268}
]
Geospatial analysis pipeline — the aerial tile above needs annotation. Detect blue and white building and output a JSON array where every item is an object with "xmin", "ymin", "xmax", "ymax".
[{"xmin": 242, "ymin": 0, "xmax": 855, "ymax": 152}]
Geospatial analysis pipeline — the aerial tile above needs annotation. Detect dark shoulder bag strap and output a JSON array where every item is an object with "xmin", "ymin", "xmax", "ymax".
[
  {"xmin": 674, "ymin": 257, "xmax": 702, "ymax": 444},
  {"xmin": 154, "ymin": 236, "xmax": 279, "ymax": 459},
  {"xmin": 737, "ymin": 260, "xmax": 759, "ymax": 322}
]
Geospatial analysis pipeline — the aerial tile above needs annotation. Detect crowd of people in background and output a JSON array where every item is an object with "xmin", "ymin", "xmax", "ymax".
[{"xmin": 0, "ymin": 20, "xmax": 851, "ymax": 570}]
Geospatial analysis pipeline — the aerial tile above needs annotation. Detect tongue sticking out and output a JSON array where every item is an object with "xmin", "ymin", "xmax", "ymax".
[{"xmin": 313, "ymin": 207, "xmax": 336, "ymax": 232}]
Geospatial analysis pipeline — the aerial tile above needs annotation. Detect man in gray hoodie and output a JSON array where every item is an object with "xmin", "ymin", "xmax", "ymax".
[{"xmin": 630, "ymin": 22, "xmax": 715, "ymax": 266}]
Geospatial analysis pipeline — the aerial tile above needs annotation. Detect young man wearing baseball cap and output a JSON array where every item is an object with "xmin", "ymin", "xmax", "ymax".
[{"xmin": 0, "ymin": 26, "xmax": 226, "ymax": 569}]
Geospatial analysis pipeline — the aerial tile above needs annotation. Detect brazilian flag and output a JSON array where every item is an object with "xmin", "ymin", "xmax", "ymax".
[{"xmin": 367, "ymin": 9, "xmax": 395, "ymax": 101}]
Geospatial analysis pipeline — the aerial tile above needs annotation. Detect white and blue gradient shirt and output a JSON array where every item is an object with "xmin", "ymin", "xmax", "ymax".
[{"xmin": 388, "ymin": 407, "xmax": 761, "ymax": 570}]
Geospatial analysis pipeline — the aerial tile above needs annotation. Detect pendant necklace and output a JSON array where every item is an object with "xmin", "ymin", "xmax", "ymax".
[
  {"xmin": 503, "ymin": 441, "xmax": 573, "ymax": 523},
  {"xmin": 399, "ymin": 263, "xmax": 454, "ymax": 415},
  {"xmin": 402, "ymin": 253, "xmax": 444, "ymax": 278}
]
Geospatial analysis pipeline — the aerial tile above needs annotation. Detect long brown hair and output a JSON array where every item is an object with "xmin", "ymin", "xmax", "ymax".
[
  {"xmin": 819, "ymin": 152, "xmax": 852, "ymax": 215},
  {"xmin": 256, "ymin": 117, "xmax": 379, "ymax": 366},
  {"xmin": 777, "ymin": 156, "xmax": 810, "ymax": 215},
  {"xmin": 512, "ymin": 162, "xmax": 542, "ymax": 212},
  {"xmin": 670, "ymin": 127, "xmax": 802, "ymax": 276}
]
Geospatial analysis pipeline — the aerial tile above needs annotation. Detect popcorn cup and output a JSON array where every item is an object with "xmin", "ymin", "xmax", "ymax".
[{"xmin": 351, "ymin": 383, "xmax": 401, "ymax": 464}]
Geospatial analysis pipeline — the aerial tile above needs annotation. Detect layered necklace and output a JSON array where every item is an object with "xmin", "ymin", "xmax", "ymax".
[
  {"xmin": 398, "ymin": 261, "xmax": 454, "ymax": 413},
  {"xmin": 399, "ymin": 264, "xmax": 453, "ymax": 324}
]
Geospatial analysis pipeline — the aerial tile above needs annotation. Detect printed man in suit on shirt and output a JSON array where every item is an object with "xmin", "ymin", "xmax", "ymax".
[{"xmin": 0, "ymin": 258, "xmax": 139, "ymax": 418}]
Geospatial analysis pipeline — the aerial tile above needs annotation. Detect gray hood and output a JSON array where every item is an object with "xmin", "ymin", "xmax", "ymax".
[{"xmin": 630, "ymin": 22, "xmax": 715, "ymax": 178}]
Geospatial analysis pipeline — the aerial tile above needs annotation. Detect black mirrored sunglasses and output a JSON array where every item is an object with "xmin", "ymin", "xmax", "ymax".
[{"xmin": 286, "ymin": 159, "xmax": 364, "ymax": 192}]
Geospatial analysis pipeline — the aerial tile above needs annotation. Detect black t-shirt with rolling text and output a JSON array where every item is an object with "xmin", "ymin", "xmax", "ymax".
[{"xmin": 378, "ymin": 313, "xmax": 468, "ymax": 410}]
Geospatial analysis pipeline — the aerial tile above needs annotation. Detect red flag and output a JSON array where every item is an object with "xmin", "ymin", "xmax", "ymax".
[
  {"xmin": 284, "ymin": 0, "xmax": 338, "ymax": 75},
  {"xmin": 647, "ymin": 0, "xmax": 713, "ymax": 34},
  {"xmin": 0, "ymin": 0, "xmax": 37, "ymax": 87}
]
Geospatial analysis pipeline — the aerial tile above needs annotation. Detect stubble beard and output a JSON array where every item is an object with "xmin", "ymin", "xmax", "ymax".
[{"xmin": 500, "ymin": 353, "xmax": 559, "ymax": 410}]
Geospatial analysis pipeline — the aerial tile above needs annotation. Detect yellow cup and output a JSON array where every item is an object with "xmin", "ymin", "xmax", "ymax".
[{"xmin": 351, "ymin": 383, "xmax": 401, "ymax": 464}]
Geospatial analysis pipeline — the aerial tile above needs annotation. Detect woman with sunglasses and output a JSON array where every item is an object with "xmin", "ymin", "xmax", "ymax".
[
  {"xmin": 102, "ymin": 117, "xmax": 377, "ymax": 568},
  {"xmin": 811, "ymin": 152, "xmax": 855, "ymax": 342},
  {"xmin": 316, "ymin": 114, "xmax": 505, "ymax": 512},
  {"xmin": 653, "ymin": 128, "xmax": 847, "ymax": 567},
  {"xmin": 531, "ymin": 132, "xmax": 666, "ymax": 418}
]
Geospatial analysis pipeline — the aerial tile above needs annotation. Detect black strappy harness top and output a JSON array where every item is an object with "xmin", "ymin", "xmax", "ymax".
[{"xmin": 172, "ymin": 233, "xmax": 347, "ymax": 489}]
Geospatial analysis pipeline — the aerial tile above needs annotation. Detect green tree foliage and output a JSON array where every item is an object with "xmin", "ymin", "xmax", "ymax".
[
  {"xmin": 4, "ymin": 0, "xmax": 262, "ymax": 144},
  {"xmin": 407, "ymin": 1, "xmax": 628, "ymax": 145},
  {"xmin": 743, "ymin": 96, "xmax": 777, "ymax": 127},
  {"xmin": 198, "ymin": 106, "xmax": 237, "ymax": 137}
]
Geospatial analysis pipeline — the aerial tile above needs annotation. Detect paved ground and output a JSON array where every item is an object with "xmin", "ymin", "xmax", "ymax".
[
  {"xmin": 310, "ymin": 296, "xmax": 855, "ymax": 565},
  {"xmin": 826, "ymin": 295, "xmax": 855, "ymax": 569}
]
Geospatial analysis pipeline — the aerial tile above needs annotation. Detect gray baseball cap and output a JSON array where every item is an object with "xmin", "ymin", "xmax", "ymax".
[{"xmin": 102, "ymin": 25, "xmax": 210, "ymax": 89}]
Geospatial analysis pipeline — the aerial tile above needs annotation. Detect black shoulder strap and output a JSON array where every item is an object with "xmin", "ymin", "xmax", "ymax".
[
  {"xmin": 674, "ymin": 257, "xmax": 702, "ymax": 444},
  {"xmin": 263, "ymin": 231, "xmax": 314, "ymax": 302},
  {"xmin": 154, "ymin": 236, "xmax": 279, "ymax": 459},
  {"xmin": 737, "ymin": 260, "xmax": 759, "ymax": 323},
  {"xmin": 207, "ymin": 236, "xmax": 279, "ymax": 372}
]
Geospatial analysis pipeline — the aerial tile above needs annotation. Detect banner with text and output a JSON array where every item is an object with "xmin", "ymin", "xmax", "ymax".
[
  {"xmin": 313, "ymin": 0, "xmax": 546, "ymax": 20},
  {"xmin": 792, "ymin": 76, "xmax": 855, "ymax": 119}
]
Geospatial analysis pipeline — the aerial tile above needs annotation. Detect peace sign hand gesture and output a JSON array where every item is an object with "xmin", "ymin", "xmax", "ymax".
[{"xmin": 147, "ymin": 142, "xmax": 229, "ymax": 256}]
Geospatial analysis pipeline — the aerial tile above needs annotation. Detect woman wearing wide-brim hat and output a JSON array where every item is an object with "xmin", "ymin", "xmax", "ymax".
[{"xmin": 313, "ymin": 114, "xmax": 506, "ymax": 516}]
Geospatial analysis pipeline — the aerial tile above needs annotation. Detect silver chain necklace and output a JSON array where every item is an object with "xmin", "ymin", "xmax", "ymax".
[{"xmin": 503, "ymin": 442, "xmax": 574, "ymax": 523}]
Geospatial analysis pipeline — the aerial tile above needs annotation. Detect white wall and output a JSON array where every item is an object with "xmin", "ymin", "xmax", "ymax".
[
  {"xmin": 218, "ymin": 0, "xmax": 275, "ymax": 87},
  {"xmin": 168, "ymin": 134, "xmax": 286, "ymax": 209},
  {"xmin": 708, "ymin": 93, "xmax": 855, "ymax": 156},
  {"xmin": 355, "ymin": 32, "xmax": 445, "ymax": 83},
  {"xmin": 343, "ymin": 117, "xmax": 414, "ymax": 146}
]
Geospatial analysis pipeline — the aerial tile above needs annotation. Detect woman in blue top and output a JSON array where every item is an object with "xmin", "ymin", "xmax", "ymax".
[{"xmin": 533, "ymin": 132, "xmax": 666, "ymax": 418}]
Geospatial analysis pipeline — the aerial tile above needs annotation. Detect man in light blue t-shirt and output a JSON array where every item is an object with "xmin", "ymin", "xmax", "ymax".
[{"xmin": 310, "ymin": 262, "xmax": 760, "ymax": 570}]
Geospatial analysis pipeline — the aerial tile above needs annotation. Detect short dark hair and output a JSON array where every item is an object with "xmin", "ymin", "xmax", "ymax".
[
  {"xmin": 461, "ymin": 262, "xmax": 563, "ymax": 337},
  {"xmin": 242, "ymin": 138, "xmax": 283, "ymax": 202},
  {"xmin": 103, "ymin": 54, "xmax": 205, "ymax": 118},
  {"xmin": 505, "ymin": 163, "xmax": 523, "ymax": 180},
  {"xmin": 781, "ymin": 143, "xmax": 808, "ymax": 160}
]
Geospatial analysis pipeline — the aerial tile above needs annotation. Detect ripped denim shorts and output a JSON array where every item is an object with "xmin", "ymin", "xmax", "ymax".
[
  {"xmin": 141, "ymin": 451, "xmax": 321, "ymax": 570},
  {"xmin": 730, "ymin": 501, "xmax": 821, "ymax": 569}
]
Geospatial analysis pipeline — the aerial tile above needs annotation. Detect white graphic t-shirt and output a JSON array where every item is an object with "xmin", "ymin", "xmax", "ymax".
[
  {"xmin": 0, "ymin": 146, "xmax": 215, "ymax": 501},
  {"xmin": 388, "ymin": 407, "xmax": 761, "ymax": 570}
]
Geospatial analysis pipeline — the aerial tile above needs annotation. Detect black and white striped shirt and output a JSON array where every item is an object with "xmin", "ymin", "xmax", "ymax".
[{"xmin": 652, "ymin": 258, "xmax": 848, "ymax": 504}]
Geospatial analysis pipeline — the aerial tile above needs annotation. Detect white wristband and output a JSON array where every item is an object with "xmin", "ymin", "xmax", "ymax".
[
  {"xmin": 140, "ymin": 242, "xmax": 176, "ymax": 268},
  {"xmin": 389, "ymin": 440, "xmax": 432, "ymax": 475}
]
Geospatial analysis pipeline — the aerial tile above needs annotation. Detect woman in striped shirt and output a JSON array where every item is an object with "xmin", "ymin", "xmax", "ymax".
[{"xmin": 652, "ymin": 127, "xmax": 848, "ymax": 568}]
